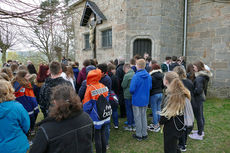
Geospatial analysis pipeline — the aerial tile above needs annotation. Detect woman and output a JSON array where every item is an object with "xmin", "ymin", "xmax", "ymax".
[
  {"xmin": 186, "ymin": 64, "xmax": 195, "ymax": 82},
  {"xmin": 1, "ymin": 67, "xmax": 13, "ymax": 80},
  {"xmin": 0, "ymin": 80, "xmax": 30, "ymax": 153},
  {"xmin": 189, "ymin": 61, "xmax": 212, "ymax": 140},
  {"xmin": 27, "ymin": 63, "xmax": 37, "ymax": 86},
  {"xmin": 61, "ymin": 65, "xmax": 75, "ymax": 90},
  {"xmin": 34, "ymin": 64, "xmax": 49, "ymax": 104},
  {"xmin": 173, "ymin": 66, "xmax": 195, "ymax": 151},
  {"xmin": 160, "ymin": 72, "xmax": 191, "ymax": 153},
  {"xmin": 77, "ymin": 59, "xmax": 91, "ymax": 86},
  {"xmin": 12, "ymin": 70, "xmax": 39, "ymax": 132},
  {"xmin": 148, "ymin": 62, "xmax": 164, "ymax": 132},
  {"xmin": 30, "ymin": 85, "xmax": 94, "ymax": 153}
]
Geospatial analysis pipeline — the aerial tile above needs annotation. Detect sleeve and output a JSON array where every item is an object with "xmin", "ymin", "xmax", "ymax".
[
  {"xmin": 116, "ymin": 68, "xmax": 124, "ymax": 82},
  {"xmin": 159, "ymin": 116, "xmax": 169, "ymax": 125},
  {"xmin": 17, "ymin": 104, "xmax": 30, "ymax": 134},
  {"xmin": 129, "ymin": 76, "xmax": 136, "ymax": 94},
  {"xmin": 112, "ymin": 76, "xmax": 119, "ymax": 95},
  {"xmin": 39, "ymin": 84, "xmax": 48, "ymax": 113},
  {"xmin": 29, "ymin": 127, "xmax": 48, "ymax": 153},
  {"xmin": 121, "ymin": 75, "xmax": 128, "ymax": 89},
  {"xmin": 77, "ymin": 71, "xmax": 83, "ymax": 85},
  {"xmin": 78, "ymin": 81, "xmax": 87, "ymax": 101},
  {"xmin": 194, "ymin": 77, "xmax": 204, "ymax": 95}
]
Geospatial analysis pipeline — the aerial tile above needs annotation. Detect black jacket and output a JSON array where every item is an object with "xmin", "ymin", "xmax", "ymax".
[
  {"xmin": 108, "ymin": 72, "xmax": 119, "ymax": 95},
  {"xmin": 193, "ymin": 71, "xmax": 212, "ymax": 103},
  {"xmin": 39, "ymin": 77, "xmax": 72, "ymax": 116},
  {"xmin": 149, "ymin": 70, "xmax": 164, "ymax": 96},
  {"xmin": 116, "ymin": 63, "xmax": 125, "ymax": 94},
  {"xmin": 30, "ymin": 111, "xmax": 94, "ymax": 153},
  {"xmin": 169, "ymin": 62, "xmax": 180, "ymax": 71},
  {"xmin": 182, "ymin": 79, "xmax": 195, "ymax": 108}
]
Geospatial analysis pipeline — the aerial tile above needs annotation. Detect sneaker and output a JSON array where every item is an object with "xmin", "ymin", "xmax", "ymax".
[
  {"xmin": 124, "ymin": 126, "xmax": 132, "ymax": 131},
  {"xmin": 114, "ymin": 126, "xmax": 119, "ymax": 129},
  {"xmin": 132, "ymin": 134, "xmax": 142, "ymax": 141},
  {"xmin": 191, "ymin": 130, "xmax": 205, "ymax": 136},
  {"xmin": 189, "ymin": 133, "xmax": 203, "ymax": 140},
  {"xmin": 132, "ymin": 127, "xmax": 136, "ymax": 132},
  {"xmin": 29, "ymin": 141, "xmax": 33, "ymax": 146},
  {"xmin": 147, "ymin": 124, "xmax": 154, "ymax": 129},
  {"xmin": 106, "ymin": 145, "xmax": 109, "ymax": 149},
  {"xmin": 153, "ymin": 126, "xmax": 160, "ymax": 133},
  {"xmin": 179, "ymin": 146, "xmax": 186, "ymax": 152},
  {"xmin": 142, "ymin": 135, "xmax": 148, "ymax": 140}
]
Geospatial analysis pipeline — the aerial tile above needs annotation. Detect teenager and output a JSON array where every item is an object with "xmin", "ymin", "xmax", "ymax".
[
  {"xmin": 30, "ymin": 85, "xmax": 93, "ymax": 153},
  {"xmin": 160, "ymin": 72, "xmax": 191, "ymax": 153},
  {"xmin": 0, "ymin": 80, "xmax": 30, "ymax": 153},
  {"xmin": 122, "ymin": 63, "xmax": 135, "ymax": 131},
  {"xmin": 148, "ymin": 63, "xmax": 164, "ymax": 132},
  {"xmin": 169, "ymin": 56, "xmax": 180, "ymax": 71},
  {"xmin": 189, "ymin": 61, "xmax": 212, "ymax": 140},
  {"xmin": 130, "ymin": 59, "xmax": 152, "ymax": 141},
  {"xmin": 83, "ymin": 69, "xmax": 110, "ymax": 153},
  {"xmin": 161, "ymin": 56, "xmax": 171, "ymax": 73}
]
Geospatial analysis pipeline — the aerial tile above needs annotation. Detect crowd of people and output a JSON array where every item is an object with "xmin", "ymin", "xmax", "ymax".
[{"xmin": 0, "ymin": 54, "xmax": 212, "ymax": 153}]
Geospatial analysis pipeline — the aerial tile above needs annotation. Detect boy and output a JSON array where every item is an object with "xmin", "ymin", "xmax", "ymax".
[{"xmin": 130, "ymin": 59, "xmax": 152, "ymax": 141}]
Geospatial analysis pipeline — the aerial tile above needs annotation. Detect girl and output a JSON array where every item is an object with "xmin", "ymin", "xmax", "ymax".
[
  {"xmin": 12, "ymin": 70, "xmax": 39, "ymax": 133},
  {"xmin": 160, "ymin": 72, "xmax": 191, "ymax": 153},
  {"xmin": 189, "ymin": 61, "xmax": 212, "ymax": 140}
]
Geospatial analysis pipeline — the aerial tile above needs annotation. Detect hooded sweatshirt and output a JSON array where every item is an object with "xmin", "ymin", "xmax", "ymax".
[
  {"xmin": 149, "ymin": 69, "xmax": 164, "ymax": 96},
  {"xmin": 83, "ymin": 69, "xmax": 110, "ymax": 129},
  {"xmin": 130, "ymin": 69, "xmax": 152, "ymax": 107},
  {"xmin": 0, "ymin": 101, "xmax": 30, "ymax": 153}
]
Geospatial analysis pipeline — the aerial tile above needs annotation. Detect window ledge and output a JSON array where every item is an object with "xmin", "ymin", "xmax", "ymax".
[
  {"xmin": 100, "ymin": 46, "xmax": 112, "ymax": 50},
  {"xmin": 83, "ymin": 48, "xmax": 91, "ymax": 51}
]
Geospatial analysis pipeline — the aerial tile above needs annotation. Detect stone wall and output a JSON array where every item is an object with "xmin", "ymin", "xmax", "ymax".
[{"xmin": 187, "ymin": 0, "xmax": 230, "ymax": 98}]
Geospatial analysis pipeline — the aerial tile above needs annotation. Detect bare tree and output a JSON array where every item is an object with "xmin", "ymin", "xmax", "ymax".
[{"xmin": 0, "ymin": 25, "xmax": 16, "ymax": 64}]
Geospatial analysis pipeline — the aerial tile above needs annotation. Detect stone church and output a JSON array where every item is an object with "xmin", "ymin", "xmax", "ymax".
[{"xmin": 68, "ymin": 0, "xmax": 230, "ymax": 98}]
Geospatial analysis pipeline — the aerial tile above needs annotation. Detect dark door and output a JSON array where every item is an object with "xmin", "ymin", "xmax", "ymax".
[{"xmin": 133, "ymin": 39, "xmax": 152, "ymax": 57}]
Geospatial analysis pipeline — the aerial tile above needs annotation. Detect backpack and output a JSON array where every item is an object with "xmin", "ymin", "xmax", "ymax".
[{"xmin": 90, "ymin": 85, "xmax": 112, "ymax": 120}]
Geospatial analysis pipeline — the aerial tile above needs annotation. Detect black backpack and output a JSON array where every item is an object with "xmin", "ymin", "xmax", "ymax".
[{"xmin": 90, "ymin": 85, "xmax": 112, "ymax": 120}]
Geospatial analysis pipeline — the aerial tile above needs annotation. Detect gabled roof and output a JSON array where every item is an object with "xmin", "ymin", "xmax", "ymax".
[{"xmin": 80, "ymin": 0, "xmax": 106, "ymax": 26}]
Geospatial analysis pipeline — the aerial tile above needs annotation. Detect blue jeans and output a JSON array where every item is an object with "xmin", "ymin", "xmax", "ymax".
[
  {"xmin": 112, "ymin": 107, "xmax": 119, "ymax": 126},
  {"xmin": 125, "ymin": 99, "xmax": 135, "ymax": 127},
  {"xmin": 150, "ymin": 93, "xmax": 162, "ymax": 125}
]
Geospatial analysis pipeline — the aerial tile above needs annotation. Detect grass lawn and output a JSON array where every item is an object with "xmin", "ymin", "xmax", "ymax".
[{"xmin": 35, "ymin": 98, "xmax": 230, "ymax": 153}]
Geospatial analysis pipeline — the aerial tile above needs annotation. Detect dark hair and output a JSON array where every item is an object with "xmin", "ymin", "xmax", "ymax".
[
  {"xmin": 37, "ymin": 64, "xmax": 49, "ymax": 83},
  {"xmin": 186, "ymin": 63, "xmax": 195, "ymax": 82},
  {"xmin": 90, "ymin": 59, "xmax": 97, "ymax": 66},
  {"xmin": 193, "ymin": 60, "xmax": 205, "ymax": 72},
  {"xmin": 83, "ymin": 59, "xmax": 91, "ymax": 67},
  {"xmin": 107, "ymin": 64, "xmax": 116, "ymax": 72},
  {"xmin": 49, "ymin": 85, "xmax": 82, "ymax": 121},
  {"xmin": 7, "ymin": 60, "xmax": 12, "ymax": 63},
  {"xmin": 114, "ymin": 59, "xmax": 118, "ymax": 66},
  {"xmin": 134, "ymin": 54, "xmax": 142, "ymax": 60},
  {"xmin": 165, "ymin": 56, "xmax": 171, "ymax": 60},
  {"xmin": 146, "ymin": 56, "xmax": 152, "ymax": 62},
  {"xmin": 97, "ymin": 63, "xmax": 108, "ymax": 74},
  {"xmin": 49, "ymin": 61, "xmax": 61, "ymax": 75},
  {"xmin": 61, "ymin": 63, "xmax": 67, "ymax": 73},
  {"xmin": 130, "ymin": 58, "xmax": 136, "ymax": 65},
  {"xmin": 75, "ymin": 62, "xmax": 79, "ymax": 67},
  {"xmin": 27, "ymin": 64, "xmax": 37, "ymax": 75},
  {"xmin": 172, "ymin": 56, "xmax": 177, "ymax": 61},
  {"xmin": 151, "ymin": 63, "xmax": 161, "ymax": 71}
]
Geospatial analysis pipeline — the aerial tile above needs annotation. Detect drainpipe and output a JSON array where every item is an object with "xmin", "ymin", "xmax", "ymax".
[{"xmin": 183, "ymin": 0, "xmax": 188, "ymax": 57}]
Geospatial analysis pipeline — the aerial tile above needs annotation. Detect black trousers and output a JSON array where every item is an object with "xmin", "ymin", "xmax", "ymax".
[
  {"xmin": 164, "ymin": 131, "xmax": 182, "ymax": 153},
  {"xmin": 118, "ymin": 94, "xmax": 126, "ymax": 118},
  {"xmin": 178, "ymin": 126, "xmax": 193, "ymax": 147},
  {"xmin": 95, "ymin": 125, "xmax": 106, "ymax": 153},
  {"xmin": 193, "ymin": 101, "xmax": 204, "ymax": 135}
]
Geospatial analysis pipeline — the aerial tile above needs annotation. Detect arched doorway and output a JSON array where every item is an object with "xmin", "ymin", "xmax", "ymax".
[{"xmin": 133, "ymin": 39, "xmax": 152, "ymax": 57}]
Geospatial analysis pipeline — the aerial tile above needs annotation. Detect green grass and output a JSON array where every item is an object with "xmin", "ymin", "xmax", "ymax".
[{"xmin": 35, "ymin": 98, "xmax": 230, "ymax": 153}]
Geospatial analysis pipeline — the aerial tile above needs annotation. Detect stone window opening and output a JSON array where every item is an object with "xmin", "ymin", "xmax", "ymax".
[
  {"xmin": 84, "ymin": 33, "xmax": 91, "ymax": 50},
  {"xmin": 102, "ymin": 29, "xmax": 112, "ymax": 48}
]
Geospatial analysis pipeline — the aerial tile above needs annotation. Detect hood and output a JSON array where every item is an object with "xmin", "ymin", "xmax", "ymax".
[
  {"xmin": 72, "ymin": 67, "xmax": 79, "ymax": 72},
  {"xmin": 0, "ymin": 101, "xmax": 13, "ymax": 119},
  {"xmin": 86, "ymin": 69, "xmax": 102, "ymax": 85},
  {"xmin": 127, "ymin": 69, "xmax": 134, "ymax": 74},
  {"xmin": 136, "ymin": 69, "xmax": 149, "ymax": 78},
  {"xmin": 44, "ymin": 77, "xmax": 66, "ymax": 88},
  {"xmin": 149, "ymin": 69, "xmax": 162, "ymax": 75},
  {"xmin": 195, "ymin": 70, "xmax": 213, "ymax": 78},
  {"xmin": 86, "ymin": 65, "xmax": 96, "ymax": 76}
]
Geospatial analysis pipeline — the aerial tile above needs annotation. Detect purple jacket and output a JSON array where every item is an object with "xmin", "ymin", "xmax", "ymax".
[{"xmin": 77, "ymin": 67, "xmax": 87, "ymax": 85}]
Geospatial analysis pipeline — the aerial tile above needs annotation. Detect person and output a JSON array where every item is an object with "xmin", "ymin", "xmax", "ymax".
[
  {"xmin": 61, "ymin": 64, "xmax": 75, "ymax": 90},
  {"xmin": 33, "ymin": 64, "xmax": 49, "ymax": 104},
  {"xmin": 130, "ymin": 58, "xmax": 137, "ymax": 73},
  {"xmin": 0, "ymin": 72, "xmax": 10, "ymax": 81},
  {"xmin": 179, "ymin": 56, "xmax": 186, "ymax": 69},
  {"xmin": 30, "ymin": 85, "xmax": 94, "ymax": 153},
  {"xmin": 10, "ymin": 63, "xmax": 19, "ymax": 76},
  {"xmin": 169, "ymin": 56, "xmax": 180, "ymax": 71},
  {"xmin": 27, "ymin": 63, "xmax": 37, "ymax": 86},
  {"xmin": 77, "ymin": 59, "xmax": 91, "ymax": 86},
  {"xmin": 1, "ymin": 67, "xmax": 13, "ymax": 80},
  {"xmin": 39, "ymin": 61, "xmax": 72, "ymax": 118},
  {"xmin": 121, "ymin": 63, "xmax": 135, "ymax": 131},
  {"xmin": 160, "ymin": 72, "xmax": 190, "ymax": 153},
  {"xmin": 61, "ymin": 56, "xmax": 68, "ymax": 65},
  {"xmin": 0, "ymin": 80, "xmax": 29, "ymax": 153},
  {"xmin": 173, "ymin": 66, "xmax": 195, "ymax": 151},
  {"xmin": 148, "ymin": 62, "xmax": 164, "ymax": 132},
  {"xmin": 116, "ymin": 57, "xmax": 126, "ymax": 118},
  {"xmin": 145, "ymin": 56, "xmax": 152, "ymax": 72},
  {"xmin": 161, "ymin": 56, "xmax": 171, "ymax": 73},
  {"xmin": 83, "ymin": 69, "xmax": 110, "ymax": 153},
  {"xmin": 130, "ymin": 59, "xmax": 152, "ymax": 141},
  {"xmin": 189, "ymin": 61, "xmax": 212, "ymax": 141},
  {"xmin": 186, "ymin": 63, "xmax": 195, "ymax": 82},
  {"xmin": 12, "ymin": 70, "xmax": 39, "ymax": 132},
  {"xmin": 71, "ymin": 62, "xmax": 80, "ymax": 91},
  {"xmin": 107, "ymin": 64, "xmax": 119, "ymax": 128}
]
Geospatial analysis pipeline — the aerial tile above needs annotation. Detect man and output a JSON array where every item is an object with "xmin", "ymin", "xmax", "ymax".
[
  {"xmin": 161, "ymin": 56, "xmax": 171, "ymax": 72},
  {"xmin": 116, "ymin": 57, "xmax": 126, "ymax": 118},
  {"xmin": 39, "ymin": 61, "xmax": 72, "ymax": 118},
  {"xmin": 130, "ymin": 59, "xmax": 152, "ymax": 141},
  {"xmin": 121, "ymin": 63, "xmax": 135, "ymax": 131},
  {"xmin": 169, "ymin": 56, "xmax": 180, "ymax": 71}
]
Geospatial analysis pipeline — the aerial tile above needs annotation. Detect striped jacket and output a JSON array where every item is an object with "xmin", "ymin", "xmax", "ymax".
[
  {"xmin": 83, "ymin": 69, "xmax": 110, "ymax": 129},
  {"xmin": 13, "ymin": 81, "xmax": 39, "ymax": 118}
]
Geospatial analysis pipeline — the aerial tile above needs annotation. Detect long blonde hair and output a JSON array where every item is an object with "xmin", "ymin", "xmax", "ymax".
[
  {"xmin": 0, "ymin": 80, "xmax": 15, "ymax": 103},
  {"xmin": 161, "ymin": 77, "xmax": 191, "ymax": 119}
]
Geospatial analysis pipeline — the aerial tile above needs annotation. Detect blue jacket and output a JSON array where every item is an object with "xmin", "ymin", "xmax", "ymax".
[
  {"xmin": 130, "ymin": 69, "xmax": 152, "ymax": 107},
  {"xmin": 0, "ymin": 100, "xmax": 30, "ymax": 153}
]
